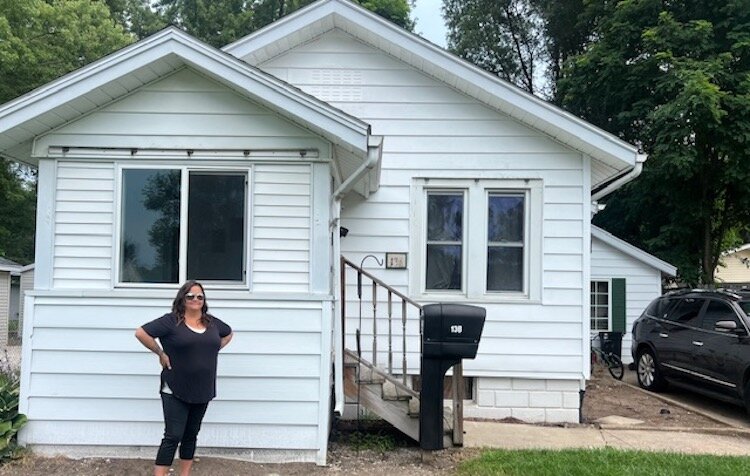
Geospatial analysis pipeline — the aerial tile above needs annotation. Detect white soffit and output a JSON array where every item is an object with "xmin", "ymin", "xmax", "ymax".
[
  {"xmin": 224, "ymin": 0, "xmax": 641, "ymax": 189},
  {"xmin": 592, "ymin": 226, "xmax": 677, "ymax": 277},
  {"xmin": 0, "ymin": 27, "xmax": 375, "ymax": 171}
]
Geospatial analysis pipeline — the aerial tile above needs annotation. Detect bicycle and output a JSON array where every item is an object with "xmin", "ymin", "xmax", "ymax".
[{"xmin": 591, "ymin": 334, "xmax": 624, "ymax": 380}]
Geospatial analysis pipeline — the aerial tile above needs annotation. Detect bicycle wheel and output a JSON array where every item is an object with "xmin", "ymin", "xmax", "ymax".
[{"xmin": 607, "ymin": 354, "xmax": 624, "ymax": 380}]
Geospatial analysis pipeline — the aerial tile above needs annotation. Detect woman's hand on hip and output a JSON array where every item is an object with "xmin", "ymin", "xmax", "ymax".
[{"xmin": 159, "ymin": 352, "xmax": 172, "ymax": 370}]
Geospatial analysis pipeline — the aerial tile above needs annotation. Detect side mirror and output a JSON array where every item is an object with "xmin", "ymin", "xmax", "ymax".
[{"xmin": 715, "ymin": 320, "xmax": 747, "ymax": 335}]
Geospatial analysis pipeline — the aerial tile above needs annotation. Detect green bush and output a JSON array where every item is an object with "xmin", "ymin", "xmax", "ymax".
[{"xmin": 0, "ymin": 352, "xmax": 26, "ymax": 461}]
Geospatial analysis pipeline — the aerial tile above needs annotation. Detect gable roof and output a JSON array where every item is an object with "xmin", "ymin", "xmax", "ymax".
[
  {"xmin": 592, "ymin": 226, "xmax": 677, "ymax": 277},
  {"xmin": 224, "ymin": 0, "xmax": 643, "ymax": 191},
  {"xmin": 0, "ymin": 257, "xmax": 22, "ymax": 274},
  {"xmin": 0, "ymin": 27, "xmax": 382, "ymax": 197}
]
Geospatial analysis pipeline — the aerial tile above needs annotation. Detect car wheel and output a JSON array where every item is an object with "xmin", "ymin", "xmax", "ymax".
[{"xmin": 636, "ymin": 348, "xmax": 666, "ymax": 391}]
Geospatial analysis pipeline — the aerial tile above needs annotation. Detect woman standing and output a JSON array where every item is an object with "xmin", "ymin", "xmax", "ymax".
[{"xmin": 135, "ymin": 281, "xmax": 233, "ymax": 476}]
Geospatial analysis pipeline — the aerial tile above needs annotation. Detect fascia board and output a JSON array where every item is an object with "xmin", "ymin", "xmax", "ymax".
[
  {"xmin": 224, "ymin": 0, "xmax": 638, "ymax": 170},
  {"xmin": 0, "ymin": 26, "xmax": 371, "ymax": 156},
  {"xmin": 592, "ymin": 226, "xmax": 677, "ymax": 276}
]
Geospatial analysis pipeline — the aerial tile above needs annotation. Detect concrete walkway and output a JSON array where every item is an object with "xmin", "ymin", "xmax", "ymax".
[{"xmin": 464, "ymin": 421, "xmax": 750, "ymax": 456}]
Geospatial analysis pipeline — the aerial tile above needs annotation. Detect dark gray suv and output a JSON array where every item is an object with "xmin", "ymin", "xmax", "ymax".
[{"xmin": 632, "ymin": 289, "xmax": 750, "ymax": 411}]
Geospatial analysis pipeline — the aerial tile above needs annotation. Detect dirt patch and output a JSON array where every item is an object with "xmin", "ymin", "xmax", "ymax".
[
  {"xmin": 0, "ymin": 442, "xmax": 477, "ymax": 476},
  {"xmin": 583, "ymin": 368, "xmax": 727, "ymax": 428},
  {"xmin": 0, "ymin": 370, "xmax": 732, "ymax": 475}
]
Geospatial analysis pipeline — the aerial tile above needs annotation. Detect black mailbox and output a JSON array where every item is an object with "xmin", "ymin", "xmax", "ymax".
[
  {"xmin": 420, "ymin": 303, "xmax": 486, "ymax": 451},
  {"xmin": 423, "ymin": 303, "xmax": 486, "ymax": 360}
]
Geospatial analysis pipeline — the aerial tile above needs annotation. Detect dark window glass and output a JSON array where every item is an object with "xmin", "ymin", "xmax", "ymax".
[
  {"xmin": 702, "ymin": 300, "xmax": 739, "ymax": 331},
  {"xmin": 740, "ymin": 301, "xmax": 750, "ymax": 316},
  {"xmin": 187, "ymin": 173, "xmax": 246, "ymax": 281},
  {"xmin": 426, "ymin": 192, "xmax": 463, "ymax": 290},
  {"xmin": 120, "ymin": 169, "xmax": 181, "ymax": 283},
  {"xmin": 487, "ymin": 194, "xmax": 524, "ymax": 292},
  {"xmin": 645, "ymin": 297, "xmax": 677, "ymax": 319},
  {"xmin": 666, "ymin": 298, "xmax": 705, "ymax": 325}
]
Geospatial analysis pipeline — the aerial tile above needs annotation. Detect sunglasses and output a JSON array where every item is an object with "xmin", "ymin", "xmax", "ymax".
[{"xmin": 185, "ymin": 293, "xmax": 205, "ymax": 301}]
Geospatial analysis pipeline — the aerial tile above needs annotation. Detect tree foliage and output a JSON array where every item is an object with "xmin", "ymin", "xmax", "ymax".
[
  {"xmin": 443, "ymin": 0, "xmax": 546, "ymax": 94},
  {"xmin": 558, "ymin": 0, "xmax": 750, "ymax": 284},
  {"xmin": 0, "ymin": 0, "xmax": 133, "ymax": 104},
  {"xmin": 0, "ymin": 160, "xmax": 35, "ymax": 264}
]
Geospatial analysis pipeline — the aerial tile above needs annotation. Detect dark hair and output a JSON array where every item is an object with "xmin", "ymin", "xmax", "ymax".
[{"xmin": 172, "ymin": 280, "xmax": 212, "ymax": 326}]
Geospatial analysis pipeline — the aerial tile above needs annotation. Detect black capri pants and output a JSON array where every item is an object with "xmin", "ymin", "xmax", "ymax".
[{"xmin": 155, "ymin": 393, "xmax": 209, "ymax": 466}]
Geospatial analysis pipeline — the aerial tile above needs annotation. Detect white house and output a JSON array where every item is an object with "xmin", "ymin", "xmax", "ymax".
[
  {"xmin": 591, "ymin": 226, "xmax": 676, "ymax": 364},
  {"xmin": 0, "ymin": 0, "xmax": 652, "ymax": 464},
  {"xmin": 0, "ymin": 257, "xmax": 22, "ymax": 347}
]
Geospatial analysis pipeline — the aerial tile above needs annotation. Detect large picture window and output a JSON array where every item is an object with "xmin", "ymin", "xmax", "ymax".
[
  {"xmin": 412, "ymin": 178, "xmax": 541, "ymax": 301},
  {"xmin": 119, "ymin": 168, "xmax": 247, "ymax": 284}
]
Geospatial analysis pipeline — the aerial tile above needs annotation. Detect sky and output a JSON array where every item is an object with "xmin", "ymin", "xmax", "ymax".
[{"xmin": 411, "ymin": 0, "xmax": 447, "ymax": 47}]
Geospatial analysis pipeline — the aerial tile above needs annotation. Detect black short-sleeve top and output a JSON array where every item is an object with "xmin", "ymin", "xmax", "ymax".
[{"xmin": 141, "ymin": 312, "xmax": 232, "ymax": 404}]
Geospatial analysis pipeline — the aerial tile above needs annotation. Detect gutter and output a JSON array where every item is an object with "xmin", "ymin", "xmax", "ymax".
[
  {"xmin": 591, "ymin": 153, "xmax": 647, "ymax": 202},
  {"xmin": 333, "ymin": 135, "xmax": 383, "ymax": 200}
]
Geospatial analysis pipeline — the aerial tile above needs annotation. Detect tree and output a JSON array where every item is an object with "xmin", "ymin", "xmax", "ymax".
[
  {"xmin": 0, "ymin": 0, "xmax": 133, "ymax": 104},
  {"xmin": 443, "ymin": 0, "xmax": 546, "ymax": 95},
  {"xmin": 0, "ymin": 159, "xmax": 36, "ymax": 264},
  {"xmin": 558, "ymin": 0, "xmax": 750, "ymax": 284}
]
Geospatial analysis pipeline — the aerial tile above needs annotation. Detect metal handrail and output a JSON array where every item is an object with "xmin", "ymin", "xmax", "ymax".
[{"xmin": 341, "ymin": 257, "xmax": 422, "ymax": 385}]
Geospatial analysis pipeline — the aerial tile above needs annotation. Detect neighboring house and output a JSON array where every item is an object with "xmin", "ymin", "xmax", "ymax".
[
  {"xmin": 590, "ymin": 226, "xmax": 677, "ymax": 364},
  {"xmin": 0, "ymin": 257, "xmax": 23, "ymax": 347},
  {"xmin": 715, "ymin": 244, "xmax": 750, "ymax": 286},
  {"xmin": 18, "ymin": 264, "xmax": 34, "ymax": 343},
  {"xmin": 0, "ymin": 0, "xmax": 650, "ymax": 464}
]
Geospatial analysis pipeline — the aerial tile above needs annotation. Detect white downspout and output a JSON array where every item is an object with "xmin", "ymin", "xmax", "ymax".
[
  {"xmin": 331, "ymin": 199, "xmax": 344, "ymax": 415},
  {"xmin": 591, "ymin": 153, "xmax": 647, "ymax": 202}
]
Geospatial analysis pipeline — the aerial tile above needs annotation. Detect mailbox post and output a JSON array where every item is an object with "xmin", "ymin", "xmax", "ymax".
[{"xmin": 420, "ymin": 303, "xmax": 486, "ymax": 450}]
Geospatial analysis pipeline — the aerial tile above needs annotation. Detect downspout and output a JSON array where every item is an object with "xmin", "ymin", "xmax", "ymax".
[
  {"xmin": 333, "ymin": 136, "xmax": 383, "ymax": 200},
  {"xmin": 591, "ymin": 153, "xmax": 647, "ymax": 202},
  {"xmin": 331, "ymin": 135, "xmax": 382, "ymax": 415},
  {"xmin": 331, "ymin": 199, "xmax": 344, "ymax": 415}
]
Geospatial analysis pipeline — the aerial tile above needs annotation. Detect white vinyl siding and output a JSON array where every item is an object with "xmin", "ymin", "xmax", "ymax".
[
  {"xmin": 260, "ymin": 31, "xmax": 588, "ymax": 380},
  {"xmin": 54, "ymin": 162, "xmax": 115, "ymax": 289},
  {"xmin": 0, "ymin": 272, "xmax": 9, "ymax": 347},
  {"xmin": 252, "ymin": 164, "xmax": 311, "ymax": 293},
  {"xmin": 33, "ymin": 68, "xmax": 330, "ymax": 156},
  {"xmin": 20, "ymin": 294, "xmax": 328, "ymax": 456},
  {"xmin": 592, "ymin": 237, "xmax": 663, "ymax": 364}
]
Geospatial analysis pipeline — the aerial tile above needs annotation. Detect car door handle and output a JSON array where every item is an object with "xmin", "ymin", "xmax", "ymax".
[
  {"xmin": 659, "ymin": 333, "xmax": 669, "ymax": 338},
  {"xmin": 692, "ymin": 341, "xmax": 704, "ymax": 346}
]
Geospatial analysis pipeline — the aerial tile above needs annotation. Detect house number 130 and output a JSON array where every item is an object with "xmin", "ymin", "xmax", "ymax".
[{"xmin": 450, "ymin": 325, "xmax": 463, "ymax": 334}]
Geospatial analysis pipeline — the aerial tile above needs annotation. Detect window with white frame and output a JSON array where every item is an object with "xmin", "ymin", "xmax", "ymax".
[
  {"xmin": 412, "ymin": 178, "xmax": 541, "ymax": 300},
  {"xmin": 119, "ymin": 168, "xmax": 248, "ymax": 284},
  {"xmin": 590, "ymin": 280, "xmax": 610, "ymax": 331}
]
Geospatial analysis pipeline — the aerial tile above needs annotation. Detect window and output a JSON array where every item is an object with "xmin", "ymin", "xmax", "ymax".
[
  {"xmin": 590, "ymin": 281, "xmax": 610, "ymax": 331},
  {"xmin": 666, "ymin": 298, "xmax": 705, "ymax": 325},
  {"xmin": 702, "ymin": 300, "xmax": 739, "ymax": 331},
  {"xmin": 119, "ymin": 168, "xmax": 247, "ymax": 284},
  {"xmin": 426, "ymin": 192, "xmax": 464, "ymax": 291},
  {"xmin": 412, "ymin": 178, "xmax": 541, "ymax": 300},
  {"xmin": 487, "ymin": 193, "xmax": 524, "ymax": 292}
]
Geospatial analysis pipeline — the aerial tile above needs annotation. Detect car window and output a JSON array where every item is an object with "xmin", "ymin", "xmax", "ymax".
[
  {"xmin": 645, "ymin": 297, "xmax": 677, "ymax": 319},
  {"xmin": 739, "ymin": 301, "xmax": 750, "ymax": 316},
  {"xmin": 665, "ymin": 298, "xmax": 705, "ymax": 325},
  {"xmin": 702, "ymin": 300, "xmax": 739, "ymax": 331}
]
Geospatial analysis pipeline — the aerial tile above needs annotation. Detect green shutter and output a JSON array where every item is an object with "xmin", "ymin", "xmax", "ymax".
[{"xmin": 611, "ymin": 278, "xmax": 626, "ymax": 333}]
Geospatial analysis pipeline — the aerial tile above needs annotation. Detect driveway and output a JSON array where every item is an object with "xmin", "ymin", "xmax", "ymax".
[{"xmin": 623, "ymin": 368, "xmax": 750, "ymax": 429}]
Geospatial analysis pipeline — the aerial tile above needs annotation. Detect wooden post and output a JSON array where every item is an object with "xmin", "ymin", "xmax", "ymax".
[{"xmin": 451, "ymin": 362, "xmax": 464, "ymax": 446}]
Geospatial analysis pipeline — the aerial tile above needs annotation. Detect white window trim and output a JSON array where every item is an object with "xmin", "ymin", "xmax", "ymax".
[
  {"xmin": 410, "ymin": 178, "xmax": 542, "ymax": 302},
  {"xmin": 113, "ymin": 163, "xmax": 252, "ymax": 289},
  {"xmin": 590, "ymin": 278, "xmax": 612, "ymax": 332}
]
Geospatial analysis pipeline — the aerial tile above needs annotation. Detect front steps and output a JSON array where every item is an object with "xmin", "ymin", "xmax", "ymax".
[{"xmin": 342, "ymin": 349, "xmax": 454, "ymax": 447}]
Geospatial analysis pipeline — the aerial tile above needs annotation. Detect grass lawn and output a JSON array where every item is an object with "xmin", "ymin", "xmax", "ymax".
[{"xmin": 457, "ymin": 448, "xmax": 750, "ymax": 475}]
